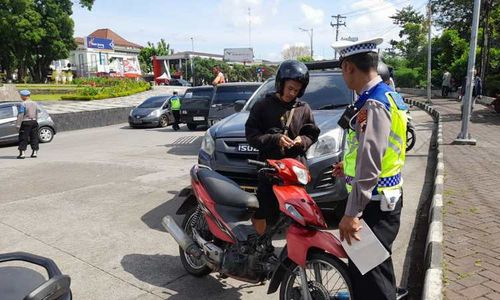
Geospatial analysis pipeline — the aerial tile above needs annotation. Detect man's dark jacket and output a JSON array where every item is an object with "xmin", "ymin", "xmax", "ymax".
[{"xmin": 245, "ymin": 93, "xmax": 320, "ymax": 161}]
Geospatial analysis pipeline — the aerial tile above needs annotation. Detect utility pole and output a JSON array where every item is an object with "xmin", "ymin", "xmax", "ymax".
[
  {"xmin": 455, "ymin": 0, "xmax": 481, "ymax": 145},
  {"xmin": 299, "ymin": 27, "xmax": 314, "ymax": 59},
  {"xmin": 330, "ymin": 14, "xmax": 346, "ymax": 59},
  {"xmin": 426, "ymin": 1, "xmax": 432, "ymax": 104}
]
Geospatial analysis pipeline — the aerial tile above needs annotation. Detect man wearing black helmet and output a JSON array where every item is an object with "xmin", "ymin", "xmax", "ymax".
[{"xmin": 245, "ymin": 60, "xmax": 320, "ymax": 236}]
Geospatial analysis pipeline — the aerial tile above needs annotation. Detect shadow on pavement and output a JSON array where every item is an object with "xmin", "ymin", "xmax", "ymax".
[
  {"xmin": 141, "ymin": 188, "xmax": 189, "ymax": 232},
  {"xmin": 0, "ymin": 155, "xmax": 18, "ymax": 159},
  {"xmin": 121, "ymin": 254, "xmax": 244, "ymax": 299},
  {"xmin": 162, "ymin": 136, "xmax": 202, "ymax": 156},
  {"xmin": 400, "ymin": 115, "xmax": 437, "ymax": 300}
]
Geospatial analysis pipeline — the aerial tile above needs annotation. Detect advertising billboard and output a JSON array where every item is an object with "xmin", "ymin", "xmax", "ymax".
[
  {"xmin": 85, "ymin": 36, "xmax": 115, "ymax": 51},
  {"xmin": 223, "ymin": 48, "xmax": 254, "ymax": 63}
]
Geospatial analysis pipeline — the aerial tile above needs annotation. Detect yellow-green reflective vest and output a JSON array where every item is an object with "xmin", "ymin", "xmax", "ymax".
[
  {"xmin": 343, "ymin": 83, "xmax": 407, "ymax": 194},
  {"xmin": 170, "ymin": 96, "xmax": 181, "ymax": 110}
]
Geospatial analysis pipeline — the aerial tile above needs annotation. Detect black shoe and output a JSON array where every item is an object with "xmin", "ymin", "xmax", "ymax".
[
  {"xmin": 31, "ymin": 150, "xmax": 37, "ymax": 158},
  {"xmin": 17, "ymin": 151, "xmax": 25, "ymax": 159},
  {"xmin": 396, "ymin": 287, "xmax": 408, "ymax": 300}
]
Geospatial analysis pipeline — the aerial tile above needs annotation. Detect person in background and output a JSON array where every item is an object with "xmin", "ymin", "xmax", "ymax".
[
  {"xmin": 442, "ymin": 70, "xmax": 451, "ymax": 97},
  {"xmin": 16, "ymin": 90, "xmax": 39, "ymax": 159},
  {"xmin": 170, "ymin": 91, "xmax": 181, "ymax": 131},
  {"xmin": 212, "ymin": 66, "xmax": 225, "ymax": 86}
]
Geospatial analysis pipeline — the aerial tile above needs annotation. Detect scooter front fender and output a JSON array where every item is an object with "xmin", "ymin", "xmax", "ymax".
[{"xmin": 286, "ymin": 224, "xmax": 347, "ymax": 267}]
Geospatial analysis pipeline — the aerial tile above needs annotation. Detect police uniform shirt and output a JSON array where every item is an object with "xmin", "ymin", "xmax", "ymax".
[
  {"xmin": 345, "ymin": 75, "xmax": 393, "ymax": 217},
  {"xmin": 17, "ymin": 100, "xmax": 38, "ymax": 125}
]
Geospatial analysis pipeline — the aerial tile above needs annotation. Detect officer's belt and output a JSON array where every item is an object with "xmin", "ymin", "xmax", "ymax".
[{"xmin": 345, "ymin": 173, "xmax": 401, "ymax": 188}]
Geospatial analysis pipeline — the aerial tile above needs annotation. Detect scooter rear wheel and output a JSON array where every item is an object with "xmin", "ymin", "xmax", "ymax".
[
  {"xmin": 279, "ymin": 251, "xmax": 352, "ymax": 300},
  {"xmin": 179, "ymin": 208, "xmax": 212, "ymax": 277}
]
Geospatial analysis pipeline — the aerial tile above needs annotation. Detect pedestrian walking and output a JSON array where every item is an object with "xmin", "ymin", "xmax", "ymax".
[
  {"xmin": 442, "ymin": 70, "xmax": 451, "ymax": 97},
  {"xmin": 211, "ymin": 66, "xmax": 225, "ymax": 86},
  {"xmin": 332, "ymin": 37, "xmax": 408, "ymax": 300},
  {"xmin": 16, "ymin": 90, "xmax": 39, "ymax": 159},
  {"xmin": 170, "ymin": 91, "xmax": 181, "ymax": 131}
]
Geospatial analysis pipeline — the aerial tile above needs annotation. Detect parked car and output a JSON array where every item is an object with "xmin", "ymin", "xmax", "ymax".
[
  {"xmin": 128, "ymin": 95, "xmax": 175, "ymax": 128},
  {"xmin": 198, "ymin": 61, "xmax": 354, "ymax": 213},
  {"xmin": 0, "ymin": 102, "xmax": 57, "ymax": 145},
  {"xmin": 169, "ymin": 78, "xmax": 192, "ymax": 87},
  {"xmin": 207, "ymin": 82, "xmax": 261, "ymax": 126},
  {"xmin": 180, "ymin": 86, "xmax": 215, "ymax": 130}
]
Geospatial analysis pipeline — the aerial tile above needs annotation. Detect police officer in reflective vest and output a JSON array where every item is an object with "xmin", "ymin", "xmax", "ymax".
[
  {"xmin": 332, "ymin": 38, "xmax": 408, "ymax": 300},
  {"xmin": 170, "ymin": 91, "xmax": 181, "ymax": 130}
]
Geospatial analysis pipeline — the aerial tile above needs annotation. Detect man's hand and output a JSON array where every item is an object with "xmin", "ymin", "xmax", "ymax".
[
  {"xmin": 339, "ymin": 215, "xmax": 362, "ymax": 245},
  {"xmin": 293, "ymin": 136, "xmax": 302, "ymax": 146},
  {"xmin": 332, "ymin": 161, "xmax": 344, "ymax": 177},
  {"xmin": 279, "ymin": 135, "xmax": 294, "ymax": 149}
]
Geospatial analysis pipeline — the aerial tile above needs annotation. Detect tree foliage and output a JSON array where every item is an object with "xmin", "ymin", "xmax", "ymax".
[
  {"xmin": 0, "ymin": 0, "xmax": 95, "ymax": 82},
  {"xmin": 138, "ymin": 39, "xmax": 172, "ymax": 73},
  {"xmin": 282, "ymin": 46, "xmax": 311, "ymax": 60},
  {"xmin": 191, "ymin": 57, "xmax": 276, "ymax": 86}
]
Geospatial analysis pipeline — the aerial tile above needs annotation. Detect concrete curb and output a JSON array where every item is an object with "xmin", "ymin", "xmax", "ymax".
[
  {"xmin": 51, "ymin": 106, "xmax": 133, "ymax": 132},
  {"xmin": 404, "ymin": 98, "xmax": 444, "ymax": 300}
]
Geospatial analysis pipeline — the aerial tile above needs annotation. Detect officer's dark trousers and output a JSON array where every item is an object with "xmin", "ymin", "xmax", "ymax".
[
  {"xmin": 172, "ymin": 110, "xmax": 180, "ymax": 130},
  {"xmin": 348, "ymin": 197, "xmax": 402, "ymax": 300},
  {"xmin": 18, "ymin": 120, "xmax": 39, "ymax": 151}
]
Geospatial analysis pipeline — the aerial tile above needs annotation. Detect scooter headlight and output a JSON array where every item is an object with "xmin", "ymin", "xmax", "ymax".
[{"xmin": 292, "ymin": 165, "xmax": 309, "ymax": 185}]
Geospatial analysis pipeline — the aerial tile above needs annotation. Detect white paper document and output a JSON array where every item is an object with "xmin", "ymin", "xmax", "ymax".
[{"xmin": 340, "ymin": 219, "xmax": 390, "ymax": 275}]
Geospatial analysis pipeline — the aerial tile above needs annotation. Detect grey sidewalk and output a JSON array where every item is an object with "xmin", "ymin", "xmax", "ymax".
[{"xmin": 406, "ymin": 96, "xmax": 500, "ymax": 300}]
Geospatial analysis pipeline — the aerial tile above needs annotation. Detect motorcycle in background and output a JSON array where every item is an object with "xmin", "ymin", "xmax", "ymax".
[
  {"xmin": 163, "ymin": 158, "xmax": 352, "ymax": 299},
  {"xmin": 0, "ymin": 252, "xmax": 71, "ymax": 300},
  {"xmin": 406, "ymin": 110, "xmax": 416, "ymax": 152}
]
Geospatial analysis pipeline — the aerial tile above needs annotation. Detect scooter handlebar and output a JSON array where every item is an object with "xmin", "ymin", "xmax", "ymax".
[{"xmin": 247, "ymin": 159, "xmax": 267, "ymax": 168}]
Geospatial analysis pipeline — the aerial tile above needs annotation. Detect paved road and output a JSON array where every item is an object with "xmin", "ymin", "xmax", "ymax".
[{"xmin": 0, "ymin": 108, "xmax": 433, "ymax": 299}]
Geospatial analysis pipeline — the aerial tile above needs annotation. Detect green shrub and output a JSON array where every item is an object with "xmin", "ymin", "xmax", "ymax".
[
  {"xmin": 62, "ymin": 77, "xmax": 150, "ymax": 100},
  {"xmin": 394, "ymin": 67, "xmax": 424, "ymax": 88}
]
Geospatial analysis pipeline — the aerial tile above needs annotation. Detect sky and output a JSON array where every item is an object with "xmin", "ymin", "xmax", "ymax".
[{"xmin": 72, "ymin": 0, "xmax": 430, "ymax": 61}]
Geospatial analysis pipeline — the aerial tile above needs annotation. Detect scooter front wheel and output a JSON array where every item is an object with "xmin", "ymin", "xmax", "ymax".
[
  {"xmin": 279, "ymin": 251, "xmax": 352, "ymax": 300},
  {"xmin": 406, "ymin": 126, "xmax": 416, "ymax": 152},
  {"xmin": 179, "ymin": 207, "xmax": 212, "ymax": 277}
]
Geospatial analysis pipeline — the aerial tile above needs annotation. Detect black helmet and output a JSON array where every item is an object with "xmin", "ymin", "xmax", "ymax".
[
  {"xmin": 275, "ymin": 60, "xmax": 309, "ymax": 98},
  {"xmin": 377, "ymin": 61, "xmax": 391, "ymax": 82}
]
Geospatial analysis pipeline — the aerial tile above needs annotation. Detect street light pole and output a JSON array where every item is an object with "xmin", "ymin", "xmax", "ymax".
[
  {"xmin": 455, "ymin": 0, "xmax": 481, "ymax": 145},
  {"xmin": 190, "ymin": 37, "xmax": 195, "ymax": 85},
  {"xmin": 299, "ymin": 27, "xmax": 314, "ymax": 59}
]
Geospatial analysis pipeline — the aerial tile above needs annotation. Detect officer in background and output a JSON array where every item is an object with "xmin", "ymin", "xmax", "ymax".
[
  {"xmin": 170, "ymin": 91, "xmax": 181, "ymax": 131},
  {"xmin": 16, "ymin": 90, "xmax": 39, "ymax": 159},
  {"xmin": 332, "ymin": 38, "xmax": 408, "ymax": 300},
  {"xmin": 245, "ymin": 60, "xmax": 319, "ymax": 236}
]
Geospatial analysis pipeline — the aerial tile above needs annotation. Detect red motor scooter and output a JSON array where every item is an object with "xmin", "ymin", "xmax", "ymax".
[{"xmin": 162, "ymin": 158, "xmax": 352, "ymax": 299}]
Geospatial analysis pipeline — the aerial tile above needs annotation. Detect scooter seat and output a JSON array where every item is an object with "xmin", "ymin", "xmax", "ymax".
[{"xmin": 197, "ymin": 168, "xmax": 259, "ymax": 210}]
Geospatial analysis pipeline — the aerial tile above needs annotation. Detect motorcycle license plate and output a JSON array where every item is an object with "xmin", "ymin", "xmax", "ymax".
[{"xmin": 193, "ymin": 116, "xmax": 205, "ymax": 121}]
